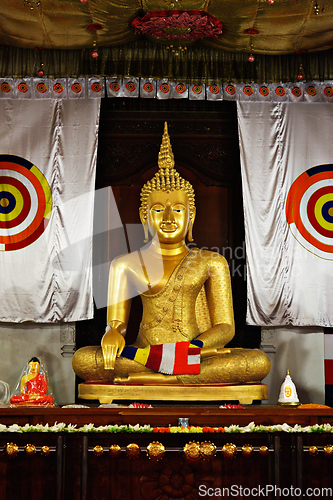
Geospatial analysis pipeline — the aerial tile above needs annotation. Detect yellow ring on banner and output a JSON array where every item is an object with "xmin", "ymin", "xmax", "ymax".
[
  {"xmin": 0, "ymin": 183, "xmax": 24, "ymax": 221},
  {"xmin": 314, "ymin": 193, "xmax": 333, "ymax": 231},
  {"xmin": 31, "ymin": 165, "xmax": 52, "ymax": 218}
]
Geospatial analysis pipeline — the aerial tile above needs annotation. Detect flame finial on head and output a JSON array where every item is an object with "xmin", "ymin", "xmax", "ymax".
[{"xmin": 158, "ymin": 122, "xmax": 175, "ymax": 170}]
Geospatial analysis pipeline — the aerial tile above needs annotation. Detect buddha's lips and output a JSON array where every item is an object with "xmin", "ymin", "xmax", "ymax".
[{"xmin": 160, "ymin": 222, "xmax": 178, "ymax": 232}]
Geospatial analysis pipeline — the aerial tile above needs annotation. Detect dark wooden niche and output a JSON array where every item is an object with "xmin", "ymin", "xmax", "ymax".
[{"xmin": 75, "ymin": 98, "xmax": 260, "ymax": 366}]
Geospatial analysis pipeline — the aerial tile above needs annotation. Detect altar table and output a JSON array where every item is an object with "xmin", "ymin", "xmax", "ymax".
[{"xmin": 0, "ymin": 406, "xmax": 332, "ymax": 500}]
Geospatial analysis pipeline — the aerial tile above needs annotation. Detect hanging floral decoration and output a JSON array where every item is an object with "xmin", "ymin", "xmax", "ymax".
[
  {"xmin": 87, "ymin": 24, "xmax": 103, "ymax": 32},
  {"xmin": 131, "ymin": 10, "xmax": 223, "ymax": 41}
]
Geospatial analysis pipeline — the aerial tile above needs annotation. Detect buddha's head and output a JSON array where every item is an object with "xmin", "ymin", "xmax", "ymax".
[
  {"xmin": 140, "ymin": 123, "xmax": 196, "ymax": 244},
  {"xmin": 28, "ymin": 357, "xmax": 40, "ymax": 375}
]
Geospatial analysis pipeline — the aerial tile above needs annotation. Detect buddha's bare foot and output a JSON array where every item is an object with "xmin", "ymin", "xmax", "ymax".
[
  {"xmin": 200, "ymin": 347, "xmax": 231, "ymax": 359},
  {"xmin": 114, "ymin": 373, "xmax": 178, "ymax": 385}
]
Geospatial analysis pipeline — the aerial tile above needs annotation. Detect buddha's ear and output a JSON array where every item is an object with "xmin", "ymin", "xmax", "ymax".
[
  {"xmin": 139, "ymin": 207, "xmax": 149, "ymax": 243},
  {"xmin": 187, "ymin": 206, "xmax": 196, "ymax": 242}
]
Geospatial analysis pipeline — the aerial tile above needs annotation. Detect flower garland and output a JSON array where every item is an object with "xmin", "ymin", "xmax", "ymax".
[
  {"xmin": 1, "ymin": 422, "xmax": 333, "ymax": 434},
  {"xmin": 131, "ymin": 10, "xmax": 223, "ymax": 41}
]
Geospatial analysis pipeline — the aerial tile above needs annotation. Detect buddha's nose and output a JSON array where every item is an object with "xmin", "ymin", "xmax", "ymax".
[{"xmin": 163, "ymin": 201, "xmax": 175, "ymax": 223}]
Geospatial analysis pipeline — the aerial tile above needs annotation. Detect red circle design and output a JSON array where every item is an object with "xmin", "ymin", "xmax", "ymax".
[
  {"xmin": 125, "ymin": 82, "xmax": 136, "ymax": 92},
  {"xmin": 259, "ymin": 86, "xmax": 269, "ymax": 97},
  {"xmin": 291, "ymin": 87, "xmax": 302, "ymax": 98},
  {"xmin": 0, "ymin": 156, "xmax": 52, "ymax": 251},
  {"xmin": 175, "ymin": 84, "xmax": 186, "ymax": 94},
  {"xmin": 159, "ymin": 84, "xmax": 170, "ymax": 94},
  {"xmin": 91, "ymin": 82, "xmax": 102, "ymax": 93},
  {"xmin": 243, "ymin": 85, "xmax": 253, "ymax": 96},
  {"xmin": 306, "ymin": 86, "xmax": 317, "ymax": 96},
  {"xmin": 0, "ymin": 176, "xmax": 31, "ymax": 229},
  {"xmin": 110, "ymin": 82, "xmax": 120, "ymax": 92},
  {"xmin": 225, "ymin": 85, "xmax": 236, "ymax": 96},
  {"xmin": 18, "ymin": 83, "xmax": 28, "ymax": 93},
  {"xmin": 192, "ymin": 86, "xmax": 202, "ymax": 95},
  {"xmin": 307, "ymin": 185, "xmax": 333, "ymax": 239},
  {"xmin": 209, "ymin": 85, "xmax": 220, "ymax": 95},
  {"xmin": 36, "ymin": 83, "xmax": 47, "ymax": 94},
  {"xmin": 143, "ymin": 83, "xmax": 153, "ymax": 93},
  {"xmin": 275, "ymin": 86, "xmax": 285, "ymax": 97},
  {"xmin": 324, "ymin": 87, "xmax": 333, "ymax": 97},
  {"xmin": 286, "ymin": 167, "xmax": 333, "ymax": 255},
  {"xmin": 1, "ymin": 82, "xmax": 11, "ymax": 93},
  {"xmin": 71, "ymin": 83, "xmax": 82, "ymax": 94},
  {"xmin": 53, "ymin": 83, "xmax": 64, "ymax": 94}
]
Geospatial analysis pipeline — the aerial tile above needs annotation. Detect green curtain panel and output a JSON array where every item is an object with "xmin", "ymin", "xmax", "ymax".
[{"xmin": 1, "ymin": 41, "xmax": 333, "ymax": 84}]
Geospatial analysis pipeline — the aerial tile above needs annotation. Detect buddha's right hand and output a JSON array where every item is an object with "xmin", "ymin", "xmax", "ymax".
[{"xmin": 101, "ymin": 327, "xmax": 125, "ymax": 370}]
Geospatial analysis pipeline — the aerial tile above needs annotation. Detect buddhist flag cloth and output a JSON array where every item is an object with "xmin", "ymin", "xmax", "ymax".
[
  {"xmin": 122, "ymin": 340, "xmax": 203, "ymax": 375},
  {"xmin": 325, "ymin": 331, "xmax": 333, "ymax": 406},
  {"xmin": 0, "ymin": 99, "xmax": 100, "ymax": 322},
  {"xmin": 237, "ymin": 102, "xmax": 333, "ymax": 327}
]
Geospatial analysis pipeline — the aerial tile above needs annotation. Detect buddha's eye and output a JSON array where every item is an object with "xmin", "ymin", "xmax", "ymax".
[
  {"xmin": 151, "ymin": 205, "xmax": 164, "ymax": 213},
  {"xmin": 173, "ymin": 205, "xmax": 185, "ymax": 213}
]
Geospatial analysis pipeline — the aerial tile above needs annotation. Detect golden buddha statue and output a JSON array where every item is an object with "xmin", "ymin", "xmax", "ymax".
[{"xmin": 73, "ymin": 123, "xmax": 270, "ymax": 403}]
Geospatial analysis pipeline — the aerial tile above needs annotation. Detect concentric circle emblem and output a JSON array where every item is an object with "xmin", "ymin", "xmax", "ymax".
[
  {"xmin": 110, "ymin": 82, "xmax": 120, "ymax": 92},
  {"xmin": 18, "ymin": 83, "xmax": 29, "ymax": 94},
  {"xmin": 275, "ymin": 86, "xmax": 285, "ymax": 97},
  {"xmin": 259, "ymin": 86, "xmax": 269, "ymax": 97},
  {"xmin": 53, "ymin": 83, "xmax": 64, "ymax": 94},
  {"xmin": 159, "ymin": 83, "xmax": 170, "ymax": 94},
  {"xmin": 324, "ymin": 87, "xmax": 333, "ymax": 98},
  {"xmin": 71, "ymin": 83, "xmax": 82, "ymax": 94},
  {"xmin": 0, "ymin": 155, "xmax": 52, "ymax": 251},
  {"xmin": 209, "ymin": 85, "xmax": 220, "ymax": 95},
  {"xmin": 291, "ymin": 87, "xmax": 302, "ymax": 98},
  {"xmin": 306, "ymin": 85, "xmax": 317, "ymax": 97},
  {"xmin": 225, "ymin": 85, "xmax": 236, "ymax": 96},
  {"xmin": 0, "ymin": 82, "xmax": 11, "ymax": 93},
  {"xmin": 286, "ymin": 164, "xmax": 333, "ymax": 259},
  {"xmin": 243, "ymin": 85, "xmax": 253, "ymax": 96},
  {"xmin": 125, "ymin": 81, "xmax": 136, "ymax": 92},
  {"xmin": 306, "ymin": 85, "xmax": 317, "ymax": 96},
  {"xmin": 91, "ymin": 82, "xmax": 102, "ymax": 93},
  {"xmin": 36, "ymin": 83, "xmax": 47, "ymax": 94},
  {"xmin": 175, "ymin": 84, "xmax": 186, "ymax": 94},
  {"xmin": 143, "ymin": 82, "xmax": 153, "ymax": 93},
  {"xmin": 192, "ymin": 85, "xmax": 202, "ymax": 95}
]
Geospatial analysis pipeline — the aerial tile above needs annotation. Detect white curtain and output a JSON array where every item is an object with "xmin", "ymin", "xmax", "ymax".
[
  {"xmin": 0, "ymin": 99, "xmax": 100, "ymax": 322},
  {"xmin": 237, "ymin": 102, "xmax": 333, "ymax": 327}
]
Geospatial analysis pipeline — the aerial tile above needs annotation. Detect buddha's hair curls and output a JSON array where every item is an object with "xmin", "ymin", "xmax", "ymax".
[{"xmin": 140, "ymin": 122, "xmax": 195, "ymax": 221}]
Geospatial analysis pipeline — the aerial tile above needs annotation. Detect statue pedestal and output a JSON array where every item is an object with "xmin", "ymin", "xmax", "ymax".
[{"xmin": 78, "ymin": 382, "xmax": 269, "ymax": 405}]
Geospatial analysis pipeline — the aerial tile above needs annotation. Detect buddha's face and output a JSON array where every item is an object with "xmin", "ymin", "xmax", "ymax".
[
  {"xmin": 146, "ymin": 190, "xmax": 191, "ymax": 244},
  {"xmin": 28, "ymin": 361, "xmax": 40, "ymax": 375}
]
